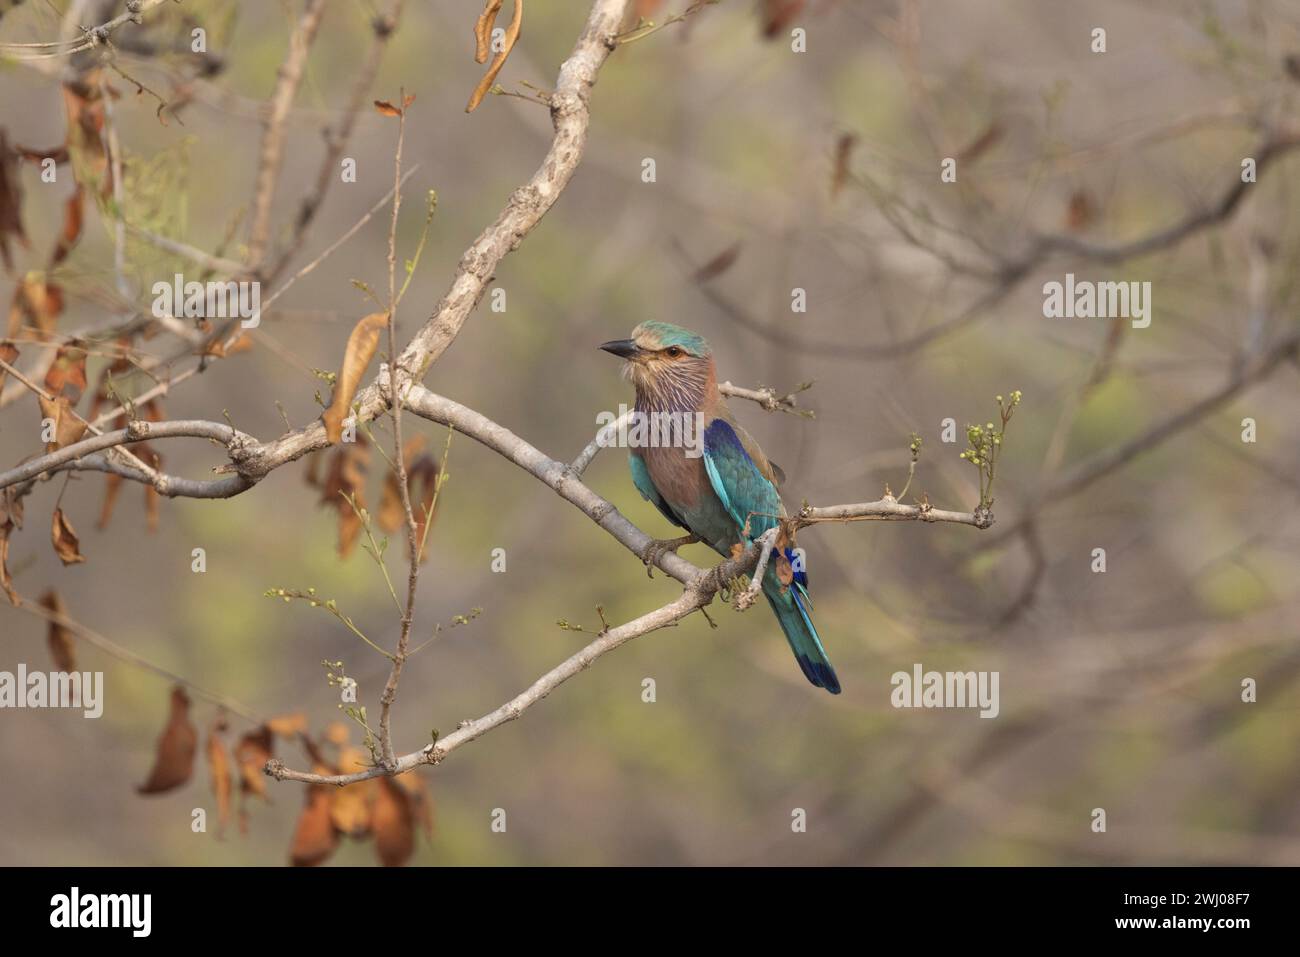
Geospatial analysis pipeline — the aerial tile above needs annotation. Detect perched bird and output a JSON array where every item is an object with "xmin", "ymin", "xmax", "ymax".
[{"xmin": 600, "ymin": 321, "xmax": 840, "ymax": 694}]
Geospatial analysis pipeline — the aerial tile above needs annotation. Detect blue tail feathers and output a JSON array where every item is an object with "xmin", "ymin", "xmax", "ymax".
[{"xmin": 762, "ymin": 566, "xmax": 840, "ymax": 695}]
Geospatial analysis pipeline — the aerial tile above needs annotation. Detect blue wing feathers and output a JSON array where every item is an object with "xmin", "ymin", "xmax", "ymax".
[
  {"xmin": 701, "ymin": 419, "xmax": 840, "ymax": 695},
  {"xmin": 702, "ymin": 419, "xmax": 780, "ymax": 539}
]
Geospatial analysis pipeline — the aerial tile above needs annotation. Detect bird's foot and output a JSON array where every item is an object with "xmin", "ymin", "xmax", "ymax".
[
  {"xmin": 698, "ymin": 563, "xmax": 731, "ymax": 600},
  {"xmin": 641, "ymin": 534, "xmax": 699, "ymax": 578}
]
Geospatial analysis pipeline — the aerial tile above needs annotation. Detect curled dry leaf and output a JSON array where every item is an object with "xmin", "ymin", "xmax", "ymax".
[
  {"xmin": 394, "ymin": 769, "xmax": 435, "ymax": 841},
  {"xmin": 330, "ymin": 745, "xmax": 374, "ymax": 836},
  {"xmin": 235, "ymin": 725, "xmax": 274, "ymax": 802},
  {"xmin": 0, "ymin": 128, "xmax": 28, "ymax": 273},
  {"xmin": 38, "ymin": 395, "xmax": 88, "ymax": 453},
  {"xmin": 137, "ymin": 686, "xmax": 198, "ymax": 795},
  {"xmin": 0, "ymin": 535, "xmax": 15, "ymax": 604},
  {"xmin": 377, "ymin": 435, "xmax": 436, "ymax": 538},
  {"xmin": 49, "ymin": 185, "xmax": 84, "ymax": 268},
  {"xmin": 97, "ymin": 473, "xmax": 123, "ymax": 530},
  {"xmin": 312, "ymin": 439, "xmax": 370, "ymax": 558},
  {"xmin": 1, "ymin": 488, "xmax": 22, "ymax": 605},
  {"xmin": 50, "ymin": 506, "xmax": 86, "ymax": 566},
  {"xmin": 371, "ymin": 93, "xmax": 417, "ymax": 119},
  {"xmin": 44, "ymin": 341, "xmax": 87, "ymax": 402},
  {"xmin": 290, "ymin": 770, "xmax": 341, "ymax": 867},
  {"xmin": 10, "ymin": 275, "xmax": 63, "ymax": 339},
  {"xmin": 372, "ymin": 772, "xmax": 434, "ymax": 866},
  {"xmin": 38, "ymin": 590, "xmax": 76, "ymax": 672},
  {"xmin": 207, "ymin": 717, "xmax": 233, "ymax": 837},
  {"xmin": 0, "ymin": 342, "xmax": 17, "ymax": 394},
  {"xmin": 407, "ymin": 455, "xmax": 441, "ymax": 562},
  {"xmin": 322, "ymin": 312, "xmax": 387, "ymax": 443},
  {"xmin": 372, "ymin": 776, "xmax": 416, "ymax": 866},
  {"xmin": 474, "ymin": 0, "xmax": 504, "ymax": 63},
  {"xmin": 466, "ymin": 0, "xmax": 523, "ymax": 113}
]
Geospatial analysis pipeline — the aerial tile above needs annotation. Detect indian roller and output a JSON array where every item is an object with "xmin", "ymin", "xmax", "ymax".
[{"xmin": 600, "ymin": 321, "xmax": 840, "ymax": 694}]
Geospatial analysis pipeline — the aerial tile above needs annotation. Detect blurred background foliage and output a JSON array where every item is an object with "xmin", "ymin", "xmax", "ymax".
[{"xmin": 1, "ymin": 0, "xmax": 1298, "ymax": 865}]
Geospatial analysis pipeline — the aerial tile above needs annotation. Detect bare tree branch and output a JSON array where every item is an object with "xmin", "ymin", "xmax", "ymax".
[
  {"xmin": 264, "ymin": 379, "xmax": 989, "ymax": 786},
  {"xmin": 266, "ymin": 0, "xmax": 407, "ymax": 282},
  {"xmin": 984, "ymin": 327, "xmax": 1300, "ymax": 549},
  {"xmin": 246, "ymin": 0, "xmax": 329, "ymax": 269}
]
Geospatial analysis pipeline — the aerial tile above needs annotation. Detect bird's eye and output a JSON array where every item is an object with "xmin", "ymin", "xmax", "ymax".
[{"xmin": 665, "ymin": 346, "xmax": 683, "ymax": 358}]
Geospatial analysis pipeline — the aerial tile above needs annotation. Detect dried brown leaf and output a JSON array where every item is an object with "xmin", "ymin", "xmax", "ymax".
[
  {"xmin": 10, "ymin": 276, "xmax": 63, "ymax": 339},
  {"xmin": 0, "ymin": 489, "xmax": 21, "ymax": 605},
  {"xmin": 322, "ymin": 312, "xmax": 387, "ymax": 443},
  {"xmin": 207, "ymin": 719, "xmax": 233, "ymax": 836},
  {"xmin": 474, "ymin": 0, "xmax": 504, "ymax": 64},
  {"xmin": 0, "ymin": 342, "xmax": 18, "ymax": 395},
  {"xmin": 97, "ymin": 472, "xmax": 123, "ymax": 530},
  {"xmin": 50, "ymin": 506, "xmax": 85, "ymax": 566},
  {"xmin": 290, "ymin": 774, "xmax": 340, "ymax": 866},
  {"xmin": 0, "ymin": 129, "xmax": 28, "ymax": 273},
  {"xmin": 408, "ymin": 455, "xmax": 440, "ymax": 562},
  {"xmin": 39, "ymin": 590, "xmax": 76, "ymax": 672},
  {"xmin": 0, "ymin": 527, "xmax": 16, "ymax": 606},
  {"xmin": 377, "ymin": 436, "xmax": 427, "ymax": 534},
  {"xmin": 393, "ymin": 770, "xmax": 435, "ymax": 840},
  {"xmin": 466, "ymin": 0, "xmax": 523, "ymax": 113},
  {"xmin": 235, "ymin": 725, "xmax": 274, "ymax": 801},
  {"xmin": 38, "ymin": 395, "xmax": 88, "ymax": 453},
  {"xmin": 318, "ymin": 442, "xmax": 370, "ymax": 557},
  {"xmin": 372, "ymin": 776, "xmax": 416, "ymax": 866},
  {"xmin": 330, "ymin": 746, "xmax": 374, "ymax": 836},
  {"xmin": 43, "ymin": 342, "xmax": 87, "ymax": 401},
  {"xmin": 137, "ymin": 686, "xmax": 198, "ymax": 794},
  {"xmin": 49, "ymin": 185, "xmax": 84, "ymax": 267}
]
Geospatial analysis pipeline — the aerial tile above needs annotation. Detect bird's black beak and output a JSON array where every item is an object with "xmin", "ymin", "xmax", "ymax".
[{"xmin": 599, "ymin": 339, "xmax": 639, "ymax": 359}]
